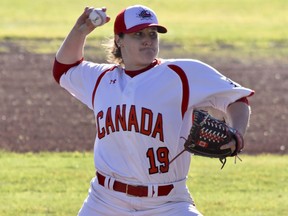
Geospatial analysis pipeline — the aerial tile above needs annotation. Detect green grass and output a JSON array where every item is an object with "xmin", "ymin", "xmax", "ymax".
[
  {"xmin": 1, "ymin": 0, "xmax": 288, "ymax": 57},
  {"xmin": 0, "ymin": 152, "xmax": 93, "ymax": 216},
  {"xmin": 188, "ymin": 155, "xmax": 288, "ymax": 215},
  {"xmin": 0, "ymin": 152, "xmax": 287, "ymax": 216}
]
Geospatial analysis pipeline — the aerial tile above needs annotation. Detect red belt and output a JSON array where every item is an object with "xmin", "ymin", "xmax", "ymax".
[{"xmin": 96, "ymin": 172, "xmax": 174, "ymax": 197}]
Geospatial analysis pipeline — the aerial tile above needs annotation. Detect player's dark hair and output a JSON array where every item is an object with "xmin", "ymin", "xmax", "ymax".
[{"xmin": 104, "ymin": 33, "xmax": 124, "ymax": 65}]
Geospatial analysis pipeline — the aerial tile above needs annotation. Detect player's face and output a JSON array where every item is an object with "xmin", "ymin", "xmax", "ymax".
[{"xmin": 119, "ymin": 27, "xmax": 159, "ymax": 70}]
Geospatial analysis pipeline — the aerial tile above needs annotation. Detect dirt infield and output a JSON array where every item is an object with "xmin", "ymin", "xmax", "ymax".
[{"xmin": 0, "ymin": 40, "xmax": 287, "ymax": 154}]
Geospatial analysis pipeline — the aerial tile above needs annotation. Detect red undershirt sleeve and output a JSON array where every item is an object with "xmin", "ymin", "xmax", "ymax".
[
  {"xmin": 235, "ymin": 97, "xmax": 249, "ymax": 105},
  {"xmin": 52, "ymin": 57, "xmax": 84, "ymax": 84}
]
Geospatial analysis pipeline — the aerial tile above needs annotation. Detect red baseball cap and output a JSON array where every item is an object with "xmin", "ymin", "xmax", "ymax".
[{"xmin": 114, "ymin": 5, "xmax": 167, "ymax": 35}]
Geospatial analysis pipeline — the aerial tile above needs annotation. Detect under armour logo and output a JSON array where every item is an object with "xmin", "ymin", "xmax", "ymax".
[{"xmin": 110, "ymin": 79, "xmax": 117, "ymax": 84}]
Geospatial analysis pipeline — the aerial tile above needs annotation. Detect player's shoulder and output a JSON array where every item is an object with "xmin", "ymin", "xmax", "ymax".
[
  {"xmin": 81, "ymin": 61, "xmax": 120, "ymax": 72},
  {"xmin": 159, "ymin": 58, "xmax": 217, "ymax": 74},
  {"xmin": 159, "ymin": 58, "xmax": 212, "ymax": 69}
]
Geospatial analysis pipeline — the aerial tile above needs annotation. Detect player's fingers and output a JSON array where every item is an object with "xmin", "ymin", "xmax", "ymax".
[
  {"xmin": 79, "ymin": 6, "xmax": 108, "ymax": 34},
  {"xmin": 234, "ymin": 132, "xmax": 244, "ymax": 151},
  {"xmin": 85, "ymin": 6, "xmax": 94, "ymax": 15},
  {"xmin": 76, "ymin": 7, "xmax": 92, "ymax": 27},
  {"xmin": 106, "ymin": 16, "xmax": 111, "ymax": 23},
  {"xmin": 99, "ymin": 7, "xmax": 110, "ymax": 23},
  {"xmin": 85, "ymin": 18, "xmax": 97, "ymax": 29},
  {"xmin": 220, "ymin": 140, "xmax": 236, "ymax": 152}
]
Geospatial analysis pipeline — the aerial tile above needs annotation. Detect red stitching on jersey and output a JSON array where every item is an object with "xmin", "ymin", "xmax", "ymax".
[
  {"xmin": 92, "ymin": 66, "xmax": 118, "ymax": 109},
  {"xmin": 167, "ymin": 65, "xmax": 189, "ymax": 119}
]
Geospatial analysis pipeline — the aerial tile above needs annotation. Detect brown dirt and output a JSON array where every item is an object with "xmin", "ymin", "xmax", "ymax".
[{"xmin": 1, "ymin": 40, "xmax": 287, "ymax": 154}]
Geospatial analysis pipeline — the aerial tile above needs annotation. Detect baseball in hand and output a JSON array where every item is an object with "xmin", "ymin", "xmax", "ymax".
[{"xmin": 89, "ymin": 9, "xmax": 107, "ymax": 26}]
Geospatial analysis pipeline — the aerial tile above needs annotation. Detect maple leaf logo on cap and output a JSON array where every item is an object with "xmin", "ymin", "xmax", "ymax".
[
  {"xmin": 114, "ymin": 5, "xmax": 167, "ymax": 34},
  {"xmin": 137, "ymin": 9, "xmax": 153, "ymax": 20}
]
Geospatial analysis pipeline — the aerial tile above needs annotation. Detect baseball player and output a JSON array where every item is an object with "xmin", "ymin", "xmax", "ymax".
[{"xmin": 52, "ymin": 5, "xmax": 254, "ymax": 216}]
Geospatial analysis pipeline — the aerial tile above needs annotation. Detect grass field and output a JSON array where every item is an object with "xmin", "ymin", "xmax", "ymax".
[
  {"xmin": 0, "ymin": 152, "xmax": 287, "ymax": 215},
  {"xmin": 1, "ymin": 0, "xmax": 288, "ymax": 56}
]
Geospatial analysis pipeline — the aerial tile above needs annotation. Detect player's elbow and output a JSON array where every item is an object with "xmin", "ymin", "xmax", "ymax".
[
  {"xmin": 52, "ymin": 58, "xmax": 63, "ymax": 84},
  {"xmin": 52, "ymin": 57, "xmax": 84, "ymax": 84}
]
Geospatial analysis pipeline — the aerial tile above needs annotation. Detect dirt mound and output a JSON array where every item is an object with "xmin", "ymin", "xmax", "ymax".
[{"xmin": 1, "ymin": 40, "xmax": 287, "ymax": 154}]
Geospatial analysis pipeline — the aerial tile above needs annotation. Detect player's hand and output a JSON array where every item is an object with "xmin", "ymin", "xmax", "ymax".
[
  {"xmin": 220, "ymin": 131, "xmax": 244, "ymax": 154},
  {"xmin": 220, "ymin": 139, "xmax": 236, "ymax": 152},
  {"xmin": 75, "ymin": 7, "xmax": 110, "ymax": 35}
]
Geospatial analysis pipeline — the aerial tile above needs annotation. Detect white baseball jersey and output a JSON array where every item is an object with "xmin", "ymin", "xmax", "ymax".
[{"xmin": 60, "ymin": 58, "xmax": 253, "ymax": 185}]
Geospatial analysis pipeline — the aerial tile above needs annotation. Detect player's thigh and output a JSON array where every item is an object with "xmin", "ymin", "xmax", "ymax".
[
  {"xmin": 77, "ymin": 197, "xmax": 125, "ymax": 216},
  {"xmin": 165, "ymin": 202, "xmax": 203, "ymax": 216},
  {"xmin": 140, "ymin": 201, "xmax": 202, "ymax": 216}
]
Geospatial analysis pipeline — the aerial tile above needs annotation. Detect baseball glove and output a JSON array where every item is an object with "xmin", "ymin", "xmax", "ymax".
[{"xmin": 170, "ymin": 109, "xmax": 244, "ymax": 169}]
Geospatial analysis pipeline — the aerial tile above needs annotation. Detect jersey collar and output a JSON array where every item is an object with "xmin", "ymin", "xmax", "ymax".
[{"xmin": 124, "ymin": 59, "xmax": 160, "ymax": 78}]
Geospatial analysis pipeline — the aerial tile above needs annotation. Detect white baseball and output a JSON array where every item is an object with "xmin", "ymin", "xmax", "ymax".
[{"xmin": 89, "ymin": 9, "xmax": 107, "ymax": 27}]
